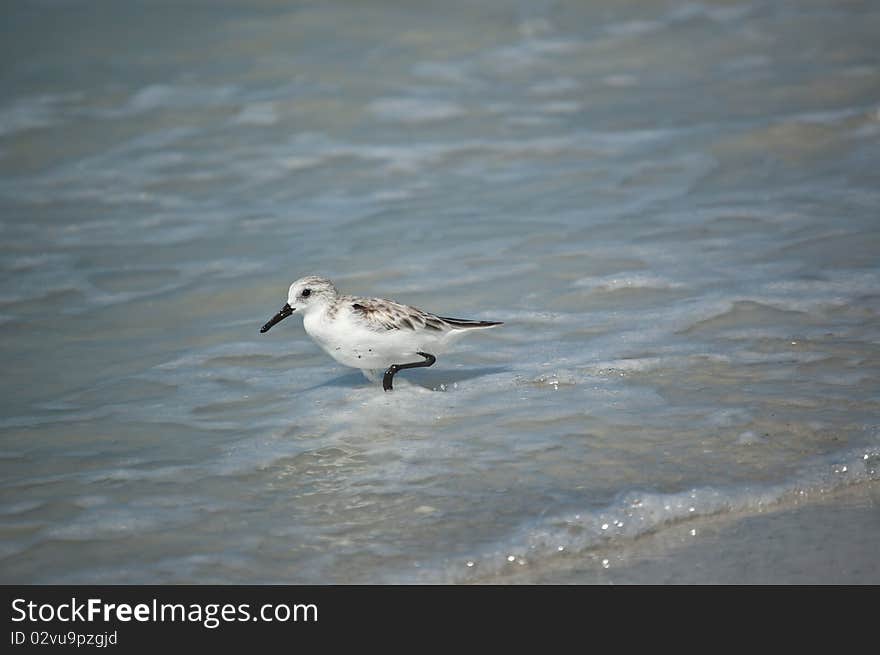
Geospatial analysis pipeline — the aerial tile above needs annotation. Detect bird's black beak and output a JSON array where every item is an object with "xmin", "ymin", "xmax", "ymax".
[{"xmin": 260, "ymin": 303, "xmax": 294, "ymax": 333}]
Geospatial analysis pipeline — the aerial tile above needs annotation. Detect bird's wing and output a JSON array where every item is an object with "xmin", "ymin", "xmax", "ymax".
[{"xmin": 348, "ymin": 297, "xmax": 448, "ymax": 333}]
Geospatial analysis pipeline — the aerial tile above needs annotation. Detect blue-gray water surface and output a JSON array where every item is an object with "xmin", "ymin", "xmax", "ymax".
[{"xmin": 1, "ymin": 0, "xmax": 879, "ymax": 583}]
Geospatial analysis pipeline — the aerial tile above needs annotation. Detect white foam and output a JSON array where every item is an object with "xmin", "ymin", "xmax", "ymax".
[
  {"xmin": 707, "ymin": 408, "xmax": 753, "ymax": 428},
  {"xmin": 736, "ymin": 431, "xmax": 764, "ymax": 445},
  {"xmin": 528, "ymin": 77, "xmax": 580, "ymax": 96},
  {"xmin": 45, "ymin": 505, "xmax": 197, "ymax": 540},
  {"xmin": 416, "ymin": 441, "xmax": 880, "ymax": 583},
  {"xmin": 126, "ymin": 84, "xmax": 238, "ymax": 113},
  {"xmin": 484, "ymin": 39, "xmax": 581, "ymax": 72},
  {"xmin": 585, "ymin": 357, "xmax": 667, "ymax": 374},
  {"xmin": 233, "ymin": 102, "xmax": 279, "ymax": 126},
  {"xmin": 572, "ymin": 273, "xmax": 686, "ymax": 292},
  {"xmin": 0, "ymin": 94, "xmax": 77, "ymax": 136},
  {"xmin": 368, "ymin": 98, "xmax": 465, "ymax": 123},
  {"xmin": 0, "ymin": 500, "xmax": 45, "ymax": 515}
]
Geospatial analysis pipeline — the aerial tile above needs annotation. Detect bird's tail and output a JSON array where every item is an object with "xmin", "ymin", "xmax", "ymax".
[{"xmin": 439, "ymin": 317, "xmax": 504, "ymax": 330}]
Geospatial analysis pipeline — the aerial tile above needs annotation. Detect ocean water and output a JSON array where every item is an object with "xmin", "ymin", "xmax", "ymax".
[{"xmin": 1, "ymin": 0, "xmax": 878, "ymax": 584}]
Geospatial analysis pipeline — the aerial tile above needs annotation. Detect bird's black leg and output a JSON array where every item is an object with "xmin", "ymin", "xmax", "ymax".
[{"xmin": 383, "ymin": 352, "xmax": 436, "ymax": 391}]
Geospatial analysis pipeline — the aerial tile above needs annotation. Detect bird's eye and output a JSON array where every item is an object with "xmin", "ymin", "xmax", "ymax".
[{"xmin": 301, "ymin": 288, "xmax": 311, "ymax": 298}]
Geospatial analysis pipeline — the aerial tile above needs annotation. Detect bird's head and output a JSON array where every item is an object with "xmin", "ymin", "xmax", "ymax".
[{"xmin": 260, "ymin": 275, "xmax": 338, "ymax": 333}]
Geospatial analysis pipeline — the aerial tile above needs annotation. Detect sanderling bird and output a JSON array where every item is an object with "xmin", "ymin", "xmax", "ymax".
[{"xmin": 260, "ymin": 276, "xmax": 502, "ymax": 390}]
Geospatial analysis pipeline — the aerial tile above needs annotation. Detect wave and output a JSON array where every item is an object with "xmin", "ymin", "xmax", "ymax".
[{"xmin": 415, "ymin": 439, "xmax": 880, "ymax": 583}]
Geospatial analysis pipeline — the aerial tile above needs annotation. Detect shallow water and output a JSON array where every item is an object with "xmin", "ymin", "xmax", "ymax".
[{"xmin": 1, "ymin": 0, "xmax": 879, "ymax": 583}]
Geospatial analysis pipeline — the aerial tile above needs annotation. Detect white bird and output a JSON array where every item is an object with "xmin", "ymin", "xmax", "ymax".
[{"xmin": 260, "ymin": 276, "xmax": 503, "ymax": 390}]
